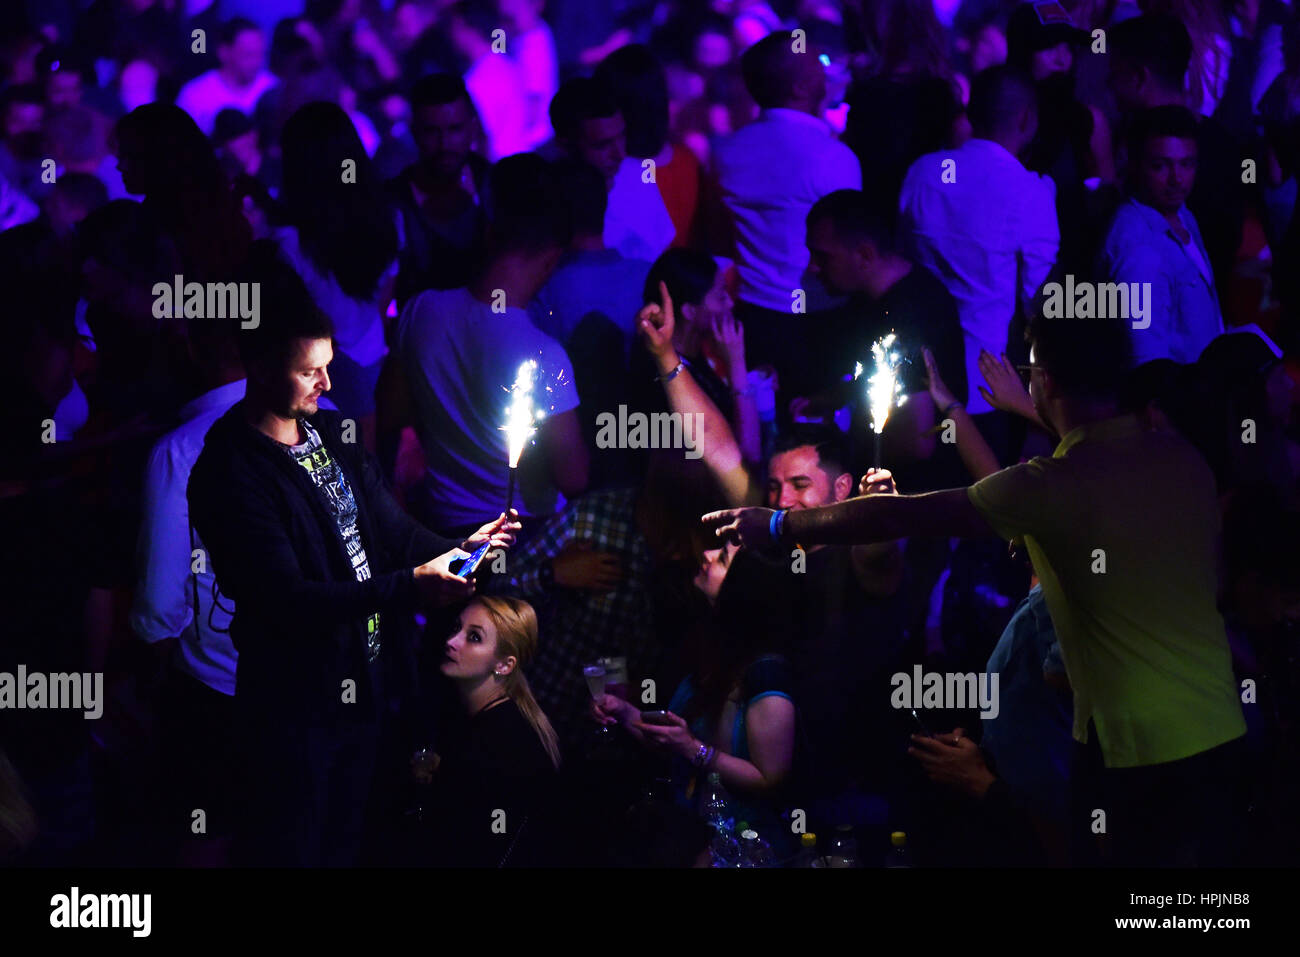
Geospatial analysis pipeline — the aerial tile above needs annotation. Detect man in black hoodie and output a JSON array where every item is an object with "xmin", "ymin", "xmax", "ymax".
[{"xmin": 189, "ymin": 248, "xmax": 518, "ymax": 865}]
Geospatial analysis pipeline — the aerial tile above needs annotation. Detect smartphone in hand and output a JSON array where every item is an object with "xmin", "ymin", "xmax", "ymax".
[
  {"xmin": 910, "ymin": 709, "xmax": 935, "ymax": 737},
  {"xmin": 453, "ymin": 540, "xmax": 493, "ymax": 579}
]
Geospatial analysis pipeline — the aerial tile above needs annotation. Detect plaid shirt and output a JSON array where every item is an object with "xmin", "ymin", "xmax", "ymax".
[{"xmin": 503, "ymin": 486, "xmax": 660, "ymax": 746}]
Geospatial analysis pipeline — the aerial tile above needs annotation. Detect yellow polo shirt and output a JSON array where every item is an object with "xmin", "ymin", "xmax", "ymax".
[{"xmin": 968, "ymin": 415, "xmax": 1246, "ymax": 768}]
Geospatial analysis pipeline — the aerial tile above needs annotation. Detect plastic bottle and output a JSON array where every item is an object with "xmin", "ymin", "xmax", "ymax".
[
  {"xmin": 825, "ymin": 824, "xmax": 858, "ymax": 868},
  {"xmin": 699, "ymin": 773, "xmax": 735, "ymax": 834},
  {"xmin": 736, "ymin": 828, "xmax": 772, "ymax": 867},
  {"xmin": 886, "ymin": 830, "xmax": 913, "ymax": 867},
  {"xmin": 798, "ymin": 832, "xmax": 821, "ymax": 867}
]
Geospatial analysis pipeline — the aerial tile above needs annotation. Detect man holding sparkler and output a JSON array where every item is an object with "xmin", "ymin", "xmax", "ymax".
[
  {"xmin": 704, "ymin": 313, "xmax": 1248, "ymax": 867},
  {"xmin": 383, "ymin": 154, "xmax": 588, "ymax": 540},
  {"xmin": 189, "ymin": 252, "xmax": 521, "ymax": 866}
]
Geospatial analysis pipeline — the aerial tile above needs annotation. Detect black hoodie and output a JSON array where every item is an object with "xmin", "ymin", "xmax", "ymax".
[{"xmin": 188, "ymin": 405, "xmax": 458, "ymax": 723}]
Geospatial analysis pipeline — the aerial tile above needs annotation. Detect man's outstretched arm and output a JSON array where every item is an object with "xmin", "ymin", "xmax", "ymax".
[{"xmin": 703, "ymin": 487, "xmax": 995, "ymax": 549}]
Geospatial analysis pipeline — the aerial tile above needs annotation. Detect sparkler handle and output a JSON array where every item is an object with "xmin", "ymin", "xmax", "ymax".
[
  {"xmin": 873, "ymin": 431, "xmax": 883, "ymax": 472},
  {"xmin": 505, "ymin": 466, "xmax": 517, "ymax": 518}
]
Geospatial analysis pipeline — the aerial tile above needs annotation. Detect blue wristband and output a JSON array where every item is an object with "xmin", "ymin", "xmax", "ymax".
[{"xmin": 769, "ymin": 509, "xmax": 787, "ymax": 543}]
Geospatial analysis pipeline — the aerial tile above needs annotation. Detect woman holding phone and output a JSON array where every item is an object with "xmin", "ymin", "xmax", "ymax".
[
  {"xmin": 419, "ymin": 596, "xmax": 561, "ymax": 866},
  {"xmin": 592, "ymin": 541, "xmax": 800, "ymax": 856}
]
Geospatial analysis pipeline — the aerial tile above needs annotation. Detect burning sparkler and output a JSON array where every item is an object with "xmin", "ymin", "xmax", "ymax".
[
  {"xmin": 855, "ymin": 332, "xmax": 907, "ymax": 469},
  {"xmin": 502, "ymin": 358, "xmax": 540, "ymax": 516}
]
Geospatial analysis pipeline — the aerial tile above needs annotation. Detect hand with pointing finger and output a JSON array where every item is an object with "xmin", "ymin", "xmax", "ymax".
[
  {"xmin": 638, "ymin": 280, "xmax": 680, "ymax": 375},
  {"xmin": 700, "ymin": 506, "xmax": 777, "ymax": 549}
]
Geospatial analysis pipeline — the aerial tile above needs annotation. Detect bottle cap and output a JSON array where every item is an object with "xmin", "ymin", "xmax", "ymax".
[
  {"xmin": 741, "ymin": 830, "xmax": 758, "ymax": 841},
  {"xmin": 801, "ymin": 833, "xmax": 817, "ymax": 848},
  {"xmin": 891, "ymin": 831, "xmax": 907, "ymax": 847}
]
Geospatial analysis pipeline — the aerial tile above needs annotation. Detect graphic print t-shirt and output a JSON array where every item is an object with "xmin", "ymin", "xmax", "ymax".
[{"xmin": 283, "ymin": 419, "xmax": 381, "ymax": 662}]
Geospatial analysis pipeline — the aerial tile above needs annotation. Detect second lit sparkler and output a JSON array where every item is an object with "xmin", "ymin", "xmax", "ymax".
[{"xmin": 854, "ymin": 332, "xmax": 907, "ymax": 470}]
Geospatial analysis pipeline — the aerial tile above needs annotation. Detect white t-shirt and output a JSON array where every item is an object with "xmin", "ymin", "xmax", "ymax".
[
  {"xmin": 512, "ymin": 23, "xmax": 558, "ymax": 151},
  {"xmin": 900, "ymin": 138, "xmax": 1060, "ymax": 414},
  {"xmin": 397, "ymin": 287, "xmax": 580, "ymax": 527},
  {"xmin": 465, "ymin": 51, "xmax": 531, "ymax": 161},
  {"xmin": 176, "ymin": 68, "xmax": 277, "ymax": 135},
  {"xmin": 605, "ymin": 155, "xmax": 676, "ymax": 263}
]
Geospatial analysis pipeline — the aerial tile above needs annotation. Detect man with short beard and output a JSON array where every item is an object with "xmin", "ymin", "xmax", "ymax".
[{"xmin": 189, "ymin": 249, "xmax": 518, "ymax": 866}]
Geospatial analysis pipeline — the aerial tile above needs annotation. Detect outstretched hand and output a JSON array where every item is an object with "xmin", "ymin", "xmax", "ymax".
[{"xmin": 700, "ymin": 507, "xmax": 776, "ymax": 549}]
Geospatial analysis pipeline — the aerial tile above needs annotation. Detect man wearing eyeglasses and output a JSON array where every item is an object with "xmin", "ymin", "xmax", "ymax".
[{"xmin": 706, "ymin": 313, "xmax": 1248, "ymax": 867}]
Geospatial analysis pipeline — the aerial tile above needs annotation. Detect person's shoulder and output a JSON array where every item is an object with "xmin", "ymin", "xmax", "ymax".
[
  {"xmin": 483, "ymin": 700, "xmax": 556, "ymax": 772},
  {"xmin": 743, "ymin": 653, "xmax": 795, "ymax": 698},
  {"xmin": 178, "ymin": 69, "xmax": 218, "ymax": 95},
  {"xmin": 188, "ymin": 405, "xmax": 247, "ymax": 485}
]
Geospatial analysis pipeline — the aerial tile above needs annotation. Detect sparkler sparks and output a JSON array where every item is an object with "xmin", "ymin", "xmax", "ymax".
[
  {"xmin": 856, "ymin": 333, "xmax": 908, "ymax": 468},
  {"xmin": 503, "ymin": 359, "xmax": 539, "ymax": 469}
]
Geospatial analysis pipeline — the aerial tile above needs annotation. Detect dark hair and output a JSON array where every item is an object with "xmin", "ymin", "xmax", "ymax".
[
  {"xmin": 593, "ymin": 44, "xmax": 670, "ymax": 158},
  {"xmin": 1026, "ymin": 313, "xmax": 1133, "ymax": 400},
  {"xmin": 549, "ymin": 77, "xmax": 620, "ymax": 143},
  {"xmin": 686, "ymin": 549, "xmax": 799, "ymax": 728},
  {"xmin": 807, "ymin": 189, "xmax": 897, "ymax": 253},
  {"xmin": 279, "ymin": 101, "xmax": 399, "ymax": 301},
  {"xmin": 1126, "ymin": 103, "xmax": 1199, "ymax": 162},
  {"xmin": 967, "ymin": 65, "xmax": 1037, "ymax": 137},
  {"xmin": 1109, "ymin": 13, "xmax": 1192, "ymax": 91},
  {"xmin": 410, "ymin": 72, "xmax": 471, "ymax": 110},
  {"xmin": 35, "ymin": 44, "xmax": 91, "ymax": 83},
  {"xmin": 236, "ymin": 240, "xmax": 335, "ymax": 372},
  {"xmin": 449, "ymin": 0, "xmax": 499, "ymax": 39},
  {"xmin": 643, "ymin": 248, "xmax": 718, "ymax": 309},
  {"xmin": 76, "ymin": 199, "xmax": 179, "ymax": 282},
  {"xmin": 741, "ymin": 31, "xmax": 803, "ymax": 109},
  {"xmin": 771, "ymin": 425, "xmax": 849, "ymax": 479},
  {"xmin": 113, "ymin": 103, "xmax": 251, "ymax": 276},
  {"xmin": 0, "ymin": 83, "xmax": 43, "ymax": 114},
  {"xmin": 866, "ymin": 0, "xmax": 951, "ymax": 79},
  {"xmin": 551, "ymin": 157, "xmax": 608, "ymax": 237},
  {"xmin": 218, "ymin": 17, "xmax": 260, "ymax": 48},
  {"xmin": 482, "ymin": 153, "xmax": 573, "ymax": 253},
  {"xmin": 270, "ymin": 18, "xmax": 318, "ymax": 76}
]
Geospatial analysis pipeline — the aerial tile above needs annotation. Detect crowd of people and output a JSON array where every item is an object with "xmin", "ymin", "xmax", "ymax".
[{"xmin": 1, "ymin": 0, "xmax": 1297, "ymax": 869}]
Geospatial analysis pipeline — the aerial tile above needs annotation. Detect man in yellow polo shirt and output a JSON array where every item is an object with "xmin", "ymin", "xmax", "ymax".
[{"xmin": 704, "ymin": 314, "xmax": 1247, "ymax": 866}]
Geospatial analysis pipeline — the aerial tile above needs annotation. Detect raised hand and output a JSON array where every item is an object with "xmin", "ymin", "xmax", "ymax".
[
  {"xmin": 923, "ymin": 347, "xmax": 958, "ymax": 412},
  {"xmin": 637, "ymin": 280, "xmax": 678, "ymax": 373},
  {"xmin": 858, "ymin": 467, "xmax": 897, "ymax": 497},
  {"xmin": 461, "ymin": 510, "xmax": 522, "ymax": 553},
  {"xmin": 977, "ymin": 350, "xmax": 1039, "ymax": 424},
  {"xmin": 710, "ymin": 310, "xmax": 746, "ymax": 371}
]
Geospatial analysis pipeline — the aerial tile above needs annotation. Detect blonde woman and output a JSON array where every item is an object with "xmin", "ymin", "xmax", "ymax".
[{"xmin": 422, "ymin": 596, "xmax": 560, "ymax": 866}]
